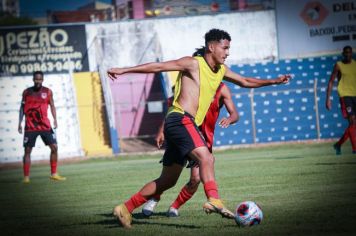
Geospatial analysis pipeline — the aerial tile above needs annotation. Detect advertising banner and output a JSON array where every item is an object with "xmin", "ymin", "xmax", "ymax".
[
  {"xmin": 0, "ymin": 24, "xmax": 89, "ymax": 75},
  {"xmin": 276, "ymin": 0, "xmax": 356, "ymax": 58}
]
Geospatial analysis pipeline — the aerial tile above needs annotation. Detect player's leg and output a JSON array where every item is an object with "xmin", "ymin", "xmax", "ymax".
[
  {"xmin": 348, "ymin": 115, "xmax": 356, "ymax": 154},
  {"xmin": 41, "ymin": 130, "xmax": 65, "ymax": 180},
  {"xmin": 334, "ymin": 98, "xmax": 349, "ymax": 155},
  {"xmin": 22, "ymin": 131, "xmax": 37, "ymax": 183},
  {"xmin": 168, "ymin": 164, "xmax": 201, "ymax": 217},
  {"xmin": 189, "ymin": 146, "xmax": 234, "ymax": 218},
  {"xmin": 114, "ymin": 163, "xmax": 183, "ymax": 228},
  {"xmin": 344, "ymin": 97, "xmax": 356, "ymax": 153},
  {"xmin": 23, "ymin": 147, "xmax": 32, "ymax": 183}
]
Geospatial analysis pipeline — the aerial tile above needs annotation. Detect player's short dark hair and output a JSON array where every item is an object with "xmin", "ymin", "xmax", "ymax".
[
  {"xmin": 343, "ymin": 45, "xmax": 352, "ymax": 52},
  {"xmin": 204, "ymin": 29, "xmax": 231, "ymax": 46},
  {"xmin": 33, "ymin": 71, "xmax": 43, "ymax": 78},
  {"xmin": 193, "ymin": 46, "xmax": 206, "ymax": 57}
]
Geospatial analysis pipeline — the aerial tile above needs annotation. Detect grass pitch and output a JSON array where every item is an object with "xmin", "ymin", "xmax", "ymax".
[{"xmin": 0, "ymin": 142, "xmax": 356, "ymax": 236}]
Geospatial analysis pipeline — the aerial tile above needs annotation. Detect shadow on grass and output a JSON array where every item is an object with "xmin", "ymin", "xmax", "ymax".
[
  {"xmin": 315, "ymin": 162, "xmax": 356, "ymax": 166},
  {"xmin": 93, "ymin": 212, "xmax": 200, "ymax": 229},
  {"xmin": 274, "ymin": 156, "xmax": 304, "ymax": 160}
]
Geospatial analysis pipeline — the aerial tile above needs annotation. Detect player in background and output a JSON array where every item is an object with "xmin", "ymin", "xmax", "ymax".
[
  {"xmin": 107, "ymin": 28, "xmax": 290, "ymax": 229},
  {"xmin": 142, "ymin": 81, "xmax": 239, "ymax": 217},
  {"xmin": 18, "ymin": 71, "xmax": 66, "ymax": 183},
  {"xmin": 326, "ymin": 46, "xmax": 356, "ymax": 155}
]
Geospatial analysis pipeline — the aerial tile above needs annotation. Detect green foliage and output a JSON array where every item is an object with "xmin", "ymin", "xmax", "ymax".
[
  {"xmin": 0, "ymin": 142, "xmax": 355, "ymax": 235},
  {"xmin": 0, "ymin": 13, "xmax": 37, "ymax": 26}
]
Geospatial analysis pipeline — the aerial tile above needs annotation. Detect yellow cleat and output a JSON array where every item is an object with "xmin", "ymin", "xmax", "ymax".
[
  {"xmin": 23, "ymin": 176, "xmax": 30, "ymax": 184},
  {"xmin": 113, "ymin": 204, "xmax": 132, "ymax": 229},
  {"xmin": 50, "ymin": 174, "xmax": 66, "ymax": 181},
  {"xmin": 203, "ymin": 198, "xmax": 235, "ymax": 219}
]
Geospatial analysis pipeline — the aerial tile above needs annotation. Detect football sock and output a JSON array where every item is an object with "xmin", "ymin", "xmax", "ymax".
[
  {"xmin": 171, "ymin": 185, "xmax": 196, "ymax": 209},
  {"xmin": 203, "ymin": 180, "xmax": 220, "ymax": 199},
  {"xmin": 349, "ymin": 125, "xmax": 356, "ymax": 151},
  {"xmin": 124, "ymin": 192, "xmax": 148, "ymax": 213},
  {"xmin": 23, "ymin": 163, "xmax": 30, "ymax": 177},
  {"xmin": 50, "ymin": 161, "xmax": 57, "ymax": 175},
  {"xmin": 336, "ymin": 127, "xmax": 349, "ymax": 146}
]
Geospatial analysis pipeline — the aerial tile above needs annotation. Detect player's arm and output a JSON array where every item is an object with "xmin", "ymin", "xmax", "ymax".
[
  {"xmin": 18, "ymin": 92, "xmax": 25, "ymax": 134},
  {"xmin": 223, "ymin": 65, "xmax": 290, "ymax": 88},
  {"xmin": 107, "ymin": 57, "xmax": 196, "ymax": 80},
  {"xmin": 49, "ymin": 89, "xmax": 57, "ymax": 129},
  {"xmin": 155, "ymin": 121, "xmax": 165, "ymax": 149},
  {"xmin": 218, "ymin": 85, "xmax": 239, "ymax": 128},
  {"xmin": 325, "ymin": 63, "xmax": 340, "ymax": 111}
]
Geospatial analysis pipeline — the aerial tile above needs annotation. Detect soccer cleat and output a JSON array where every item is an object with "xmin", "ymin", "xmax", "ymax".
[
  {"xmin": 333, "ymin": 143, "xmax": 341, "ymax": 155},
  {"xmin": 142, "ymin": 198, "xmax": 159, "ymax": 217},
  {"xmin": 203, "ymin": 198, "xmax": 235, "ymax": 219},
  {"xmin": 166, "ymin": 207, "xmax": 179, "ymax": 217},
  {"xmin": 23, "ymin": 176, "xmax": 30, "ymax": 184},
  {"xmin": 113, "ymin": 204, "xmax": 132, "ymax": 229},
  {"xmin": 50, "ymin": 174, "xmax": 66, "ymax": 181}
]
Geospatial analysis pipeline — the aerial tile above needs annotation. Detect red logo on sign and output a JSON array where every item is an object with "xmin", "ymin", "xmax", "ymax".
[{"xmin": 300, "ymin": 1, "xmax": 329, "ymax": 26}]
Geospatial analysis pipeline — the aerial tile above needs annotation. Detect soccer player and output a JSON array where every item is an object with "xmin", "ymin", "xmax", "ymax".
[
  {"xmin": 142, "ymin": 82, "xmax": 239, "ymax": 217},
  {"xmin": 326, "ymin": 46, "xmax": 356, "ymax": 155},
  {"xmin": 107, "ymin": 28, "xmax": 290, "ymax": 228},
  {"xmin": 18, "ymin": 71, "xmax": 66, "ymax": 183}
]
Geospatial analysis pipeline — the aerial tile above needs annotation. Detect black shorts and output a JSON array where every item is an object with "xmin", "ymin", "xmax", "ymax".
[
  {"xmin": 340, "ymin": 96, "xmax": 356, "ymax": 118},
  {"xmin": 162, "ymin": 112, "xmax": 207, "ymax": 167},
  {"xmin": 23, "ymin": 129, "xmax": 57, "ymax": 148}
]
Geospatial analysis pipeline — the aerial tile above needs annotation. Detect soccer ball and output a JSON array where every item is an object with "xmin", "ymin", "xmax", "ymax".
[{"xmin": 235, "ymin": 201, "xmax": 263, "ymax": 227}]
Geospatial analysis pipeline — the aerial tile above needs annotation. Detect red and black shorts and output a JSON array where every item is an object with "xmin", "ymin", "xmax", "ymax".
[
  {"xmin": 340, "ymin": 96, "xmax": 356, "ymax": 118},
  {"xmin": 23, "ymin": 129, "xmax": 57, "ymax": 148},
  {"xmin": 162, "ymin": 112, "xmax": 207, "ymax": 167}
]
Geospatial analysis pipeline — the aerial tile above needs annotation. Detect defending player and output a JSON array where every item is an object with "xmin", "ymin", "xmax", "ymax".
[
  {"xmin": 18, "ymin": 71, "xmax": 66, "ymax": 183},
  {"xmin": 107, "ymin": 28, "xmax": 290, "ymax": 228},
  {"xmin": 142, "ymin": 82, "xmax": 239, "ymax": 217},
  {"xmin": 326, "ymin": 46, "xmax": 356, "ymax": 154}
]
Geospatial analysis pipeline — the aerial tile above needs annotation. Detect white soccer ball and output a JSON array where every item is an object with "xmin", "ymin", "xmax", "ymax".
[{"xmin": 235, "ymin": 201, "xmax": 263, "ymax": 227}]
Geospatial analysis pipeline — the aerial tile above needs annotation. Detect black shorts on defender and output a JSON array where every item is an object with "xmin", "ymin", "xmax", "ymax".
[
  {"xmin": 23, "ymin": 129, "xmax": 57, "ymax": 147},
  {"xmin": 162, "ymin": 112, "xmax": 207, "ymax": 167},
  {"xmin": 340, "ymin": 96, "xmax": 356, "ymax": 118}
]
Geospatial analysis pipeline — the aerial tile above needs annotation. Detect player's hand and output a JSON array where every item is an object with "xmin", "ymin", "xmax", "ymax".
[
  {"xmin": 326, "ymin": 100, "xmax": 332, "ymax": 110},
  {"xmin": 107, "ymin": 68, "xmax": 125, "ymax": 81},
  {"xmin": 53, "ymin": 119, "xmax": 58, "ymax": 129},
  {"xmin": 219, "ymin": 117, "xmax": 231, "ymax": 128},
  {"xmin": 18, "ymin": 124, "xmax": 22, "ymax": 134},
  {"xmin": 276, "ymin": 74, "xmax": 292, "ymax": 84},
  {"xmin": 155, "ymin": 132, "xmax": 165, "ymax": 149}
]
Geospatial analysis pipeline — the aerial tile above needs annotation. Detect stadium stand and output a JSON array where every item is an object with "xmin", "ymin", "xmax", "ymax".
[{"xmin": 214, "ymin": 55, "xmax": 348, "ymax": 147}]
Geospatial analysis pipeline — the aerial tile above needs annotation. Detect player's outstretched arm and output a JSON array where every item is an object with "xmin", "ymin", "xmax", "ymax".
[
  {"xmin": 219, "ymin": 85, "xmax": 239, "ymax": 128},
  {"xmin": 223, "ymin": 66, "xmax": 291, "ymax": 88},
  {"xmin": 325, "ymin": 63, "xmax": 340, "ymax": 111},
  {"xmin": 107, "ymin": 57, "xmax": 196, "ymax": 81}
]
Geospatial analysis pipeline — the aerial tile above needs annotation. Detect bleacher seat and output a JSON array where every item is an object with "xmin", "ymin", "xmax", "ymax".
[{"xmin": 214, "ymin": 54, "xmax": 349, "ymax": 148}]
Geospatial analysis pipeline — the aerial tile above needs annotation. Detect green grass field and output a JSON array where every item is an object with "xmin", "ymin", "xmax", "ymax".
[{"xmin": 1, "ymin": 142, "xmax": 356, "ymax": 236}]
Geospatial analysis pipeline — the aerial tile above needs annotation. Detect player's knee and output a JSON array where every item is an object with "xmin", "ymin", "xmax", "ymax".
[
  {"xmin": 199, "ymin": 153, "xmax": 214, "ymax": 166},
  {"xmin": 50, "ymin": 144, "xmax": 58, "ymax": 153},
  {"xmin": 187, "ymin": 178, "xmax": 200, "ymax": 191},
  {"xmin": 24, "ymin": 147, "xmax": 32, "ymax": 155}
]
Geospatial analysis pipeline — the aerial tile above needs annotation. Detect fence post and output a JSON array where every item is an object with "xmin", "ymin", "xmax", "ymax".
[
  {"xmin": 249, "ymin": 89, "xmax": 257, "ymax": 144},
  {"xmin": 314, "ymin": 79, "xmax": 321, "ymax": 140}
]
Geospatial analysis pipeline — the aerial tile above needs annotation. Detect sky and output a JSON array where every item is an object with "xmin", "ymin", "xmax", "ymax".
[{"xmin": 20, "ymin": 0, "xmax": 112, "ymax": 18}]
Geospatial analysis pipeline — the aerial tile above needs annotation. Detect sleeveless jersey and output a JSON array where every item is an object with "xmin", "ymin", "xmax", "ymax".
[
  {"xmin": 23, "ymin": 86, "xmax": 52, "ymax": 131},
  {"xmin": 337, "ymin": 59, "xmax": 356, "ymax": 97},
  {"xmin": 169, "ymin": 56, "xmax": 225, "ymax": 126},
  {"xmin": 200, "ymin": 83, "xmax": 225, "ymax": 152}
]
